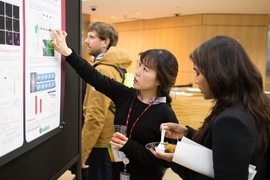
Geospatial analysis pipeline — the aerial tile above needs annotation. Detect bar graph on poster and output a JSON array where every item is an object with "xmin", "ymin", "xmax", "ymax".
[{"xmin": 0, "ymin": 0, "xmax": 65, "ymax": 165}]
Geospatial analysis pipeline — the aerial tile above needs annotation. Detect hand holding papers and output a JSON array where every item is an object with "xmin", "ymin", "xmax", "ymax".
[
  {"xmin": 172, "ymin": 136, "xmax": 214, "ymax": 178},
  {"xmin": 172, "ymin": 137, "xmax": 257, "ymax": 179}
]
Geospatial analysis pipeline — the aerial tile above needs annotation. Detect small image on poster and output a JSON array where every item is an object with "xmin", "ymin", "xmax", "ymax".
[{"xmin": 24, "ymin": 0, "xmax": 62, "ymax": 142}]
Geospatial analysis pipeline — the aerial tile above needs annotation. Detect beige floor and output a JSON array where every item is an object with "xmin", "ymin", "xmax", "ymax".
[{"xmin": 58, "ymin": 168, "xmax": 182, "ymax": 180}]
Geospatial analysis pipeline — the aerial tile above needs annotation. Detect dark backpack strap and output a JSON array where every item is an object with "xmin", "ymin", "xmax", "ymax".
[
  {"xmin": 109, "ymin": 66, "xmax": 126, "ymax": 113},
  {"xmin": 94, "ymin": 64, "xmax": 126, "ymax": 82},
  {"xmin": 114, "ymin": 66, "xmax": 127, "ymax": 83},
  {"xmin": 108, "ymin": 106, "xmax": 116, "ymax": 114},
  {"xmin": 94, "ymin": 64, "xmax": 126, "ymax": 114}
]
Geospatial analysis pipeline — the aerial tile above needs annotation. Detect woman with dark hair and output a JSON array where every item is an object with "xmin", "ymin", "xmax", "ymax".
[
  {"xmin": 50, "ymin": 28, "xmax": 179, "ymax": 180},
  {"xmin": 151, "ymin": 36, "xmax": 270, "ymax": 180}
]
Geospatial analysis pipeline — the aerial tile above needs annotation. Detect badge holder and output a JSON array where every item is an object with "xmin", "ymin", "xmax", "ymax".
[{"xmin": 120, "ymin": 157, "xmax": 130, "ymax": 180}]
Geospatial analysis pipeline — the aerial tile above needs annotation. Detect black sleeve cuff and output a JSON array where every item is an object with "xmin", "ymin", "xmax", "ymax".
[{"xmin": 185, "ymin": 126, "xmax": 197, "ymax": 139}]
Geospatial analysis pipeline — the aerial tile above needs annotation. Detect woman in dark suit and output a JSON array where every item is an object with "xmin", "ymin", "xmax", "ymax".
[{"xmin": 151, "ymin": 36, "xmax": 270, "ymax": 180}]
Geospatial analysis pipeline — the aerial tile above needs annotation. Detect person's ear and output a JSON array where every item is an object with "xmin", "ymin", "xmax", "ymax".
[
  {"xmin": 155, "ymin": 79, "xmax": 161, "ymax": 86},
  {"xmin": 103, "ymin": 38, "xmax": 110, "ymax": 48}
]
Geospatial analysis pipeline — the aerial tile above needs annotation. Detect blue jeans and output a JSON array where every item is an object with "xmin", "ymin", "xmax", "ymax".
[{"xmin": 85, "ymin": 148, "xmax": 112, "ymax": 180}]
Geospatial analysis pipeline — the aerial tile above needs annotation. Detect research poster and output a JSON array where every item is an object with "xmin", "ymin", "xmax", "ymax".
[
  {"xmin": 0, "ymin": 0, "xmax": 64, "ymax": 162},
  {"xmin": 24, "ymin": 0, "xmax": 62, "ymax": 142},
  {"xmin": 0, "ymin": 0, "xmax": 24, "ymax": 158}
]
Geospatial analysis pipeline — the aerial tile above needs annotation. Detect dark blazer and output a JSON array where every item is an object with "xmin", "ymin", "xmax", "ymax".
[{"xmin": 171, "ymin": 105, "xmax": 268, "ymax": 180}]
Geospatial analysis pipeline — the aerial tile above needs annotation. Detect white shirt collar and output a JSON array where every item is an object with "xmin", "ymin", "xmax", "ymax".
[{"xmin": 137, "ymin": 93, "xmax": 166, "ymax": 104}]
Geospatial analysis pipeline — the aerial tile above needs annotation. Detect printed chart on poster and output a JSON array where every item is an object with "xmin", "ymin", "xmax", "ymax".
[{"xmin": 0, "ymin": 0, "xmax": 63, "ymax": 160}]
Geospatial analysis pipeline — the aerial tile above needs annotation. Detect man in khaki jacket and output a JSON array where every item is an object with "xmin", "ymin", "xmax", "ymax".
[{"xmin": 81, "ymin": 21, "xmax": 132, "ymax": 180}]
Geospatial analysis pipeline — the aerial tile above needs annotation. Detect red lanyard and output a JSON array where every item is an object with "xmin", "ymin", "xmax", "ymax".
[{"xmin": 125, "ymin": 94, "xmax": 158, "ymax": 138}]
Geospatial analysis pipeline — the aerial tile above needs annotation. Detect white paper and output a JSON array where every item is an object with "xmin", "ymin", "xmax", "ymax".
[
  {"xmin": 172, "ymin": 137, "xmax": 214, "ymax": 178},
  {"xmin": 248, "ymin": 165, "xmax": 257, "ymax": 180},
  {"xmin": 172, "ymin": 136, "xmax": 257, "ymax": 179}
]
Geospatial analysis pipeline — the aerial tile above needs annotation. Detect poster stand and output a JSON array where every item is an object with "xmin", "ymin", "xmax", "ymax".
[{"xmin": 0, "ymin": 0, "xmax": 82, "ymax": 179}]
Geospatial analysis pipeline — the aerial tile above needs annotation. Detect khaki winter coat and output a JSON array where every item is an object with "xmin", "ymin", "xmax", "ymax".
[{"xmin": 81, "ymin": 46, "xmax": 132, "ymax": 163}]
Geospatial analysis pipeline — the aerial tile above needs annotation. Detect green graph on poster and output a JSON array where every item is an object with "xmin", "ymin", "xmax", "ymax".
[{"xmin": 34, "ymin": 24, "xmax": 39, "ymax": 34}]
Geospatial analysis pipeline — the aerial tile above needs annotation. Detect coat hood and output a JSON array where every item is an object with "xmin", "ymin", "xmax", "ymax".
[{"xmin": 94, "ymin": 46, "xmax": 132, "ymax": 69}]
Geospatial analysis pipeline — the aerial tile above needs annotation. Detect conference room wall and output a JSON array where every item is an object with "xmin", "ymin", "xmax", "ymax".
[{"xmin": 112, "ymin": 14, "xmax": 269, "ymax": 88}]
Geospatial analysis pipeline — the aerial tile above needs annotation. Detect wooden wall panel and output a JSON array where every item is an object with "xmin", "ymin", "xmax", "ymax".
[
  {"xmin": 116, "ymin": 30, "xmax": 144, "ymax": 73},
  {"xmin": 142, "ymin": 15, "xmax": 202, "ymax": 29},
  {"xmin": 82, "ymin": 14, "xmax": 91, "ymax": 62},
  {"xmin": 116, "ymin": 26, "xmax": 202, "ymax": 85},
  {"xmin": 202, "ymin": 14, "xmax": 269, "ymax": 26},
  {"xmin": 113, "ymin": 21, "xmax": 144, "ymax": 31},
  {"xmin": 171, "ymin": 95, "xmax": 213, "ymax": 130},
  {"xmin": 112, "ymin": 14, "xmax": 269, "ymax": 88},
  {"xmin": 201, "ymin": 25, "xmax": 268, "ymax": 84},
  {"xmin": 115, "ymin": 21, "xmax": 204, "ymax": 86},
  {"xmin": 113, "ymin": 15, "xmax": 202, "ymax": 31}
]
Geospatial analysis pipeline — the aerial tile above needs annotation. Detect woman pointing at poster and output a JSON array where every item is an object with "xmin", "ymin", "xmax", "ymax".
[{"xmin": 50, "ymin": 28, "xmax": 179, "ymax": 180}]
